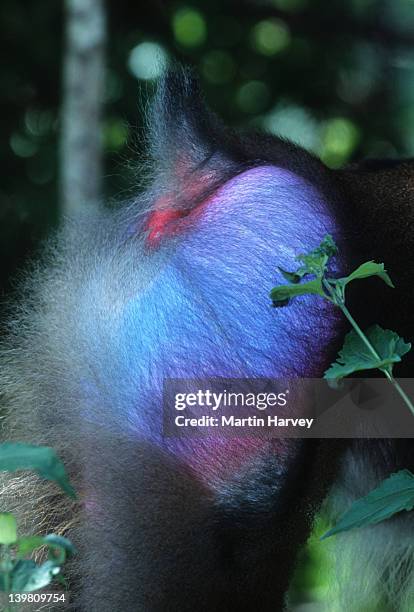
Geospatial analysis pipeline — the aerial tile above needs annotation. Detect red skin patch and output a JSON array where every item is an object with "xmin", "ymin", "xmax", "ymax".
[
  {"xmin": 145, "ymin": 183, "xmax": 215, "ymax": 246},
  {"xmin": 146, "ymin": 201, "xmax": 208, "ymax": 246},
  {"xmin": 147, "ymin": 209, "xmax": 183, "ymax": 240},
  {"xmin": 145, "ymin": 198, "xmax": 184, "ymax": 244}
]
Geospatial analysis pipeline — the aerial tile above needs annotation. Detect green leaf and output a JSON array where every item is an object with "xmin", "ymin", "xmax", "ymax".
[
  {"xmin": 336, "ymin": 261, "xmax": 394, "ymax": 289},
  {"xmin": 7, "ymin": 560, "xmax": 35, "ymax": 592},
  {"xmin": 16, "ymin": 536, "xmax": 47, "ymax": 559},
  {"xmin": 318, "ymin": 234, "xmax": 338, "ymax": 257},
  {"xmin": 0, "ymin": 443, "xmax": 76, "ymax": 499},
  {"xmin": 321, "ymin": 470, "xmax": 414, "ymax": 539},
  {"xmin": 17, "ymin": 533, "xmax": 76, "ymax": 558},
  {"xmin": 296, "ymin": 234, "xmax": 338, "ymax": 278},
  {"xmin": 324, "ymin": 325, "xmax": 411, "ymax": 380},
  {"xmin": 270, "ymin": 236, "xmax": 338, "ymax": 307},
  {"xmin": 0, "ymin": 513, "xmax": 17, "ymax": 545},
  {"xmin": 271, "ymin": 297, "xmax": 290, "ymax": 308},
  {"xmin": 16, "ymin": 534, "xmax": 75, "ymax": 562},
  {"xmin": 277, "ymin": 266, "xmax": 302, "ymax": 284},
  {"xmin": 11, "ymin": 560, "xmax": 60, "ymax": 592},
  {"xmin": 270, "ymin": 279, "xmax": 325, "ymax": 305}
]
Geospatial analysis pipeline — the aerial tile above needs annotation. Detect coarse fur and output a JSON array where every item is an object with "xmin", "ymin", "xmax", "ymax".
[{"xmin": 1, "ymin": 67, "xmax": 413, "ymax": 611}]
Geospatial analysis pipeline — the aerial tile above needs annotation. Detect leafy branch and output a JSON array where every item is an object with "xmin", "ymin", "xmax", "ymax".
[
  {"xmin": 0, "ymin": 443, "xmax": 76, "ymax": 609},
  {"xmin": 270, "ymin": 235, "xmax": 414, "ymax": 416}
]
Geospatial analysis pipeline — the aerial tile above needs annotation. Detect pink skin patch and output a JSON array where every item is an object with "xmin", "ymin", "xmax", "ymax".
[
  {"xmin": 146, "ymin": 207, "xmax": 184, "ymax": 243},
  {"xmin": 145, "ymin": 193, "xmax": 213, "ymax": 246}
]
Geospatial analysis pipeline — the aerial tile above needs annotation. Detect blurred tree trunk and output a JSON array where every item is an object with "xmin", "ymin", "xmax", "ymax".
[{"xmin": 60, "ymin": 0, "xmax": 106, "ymax": 217}]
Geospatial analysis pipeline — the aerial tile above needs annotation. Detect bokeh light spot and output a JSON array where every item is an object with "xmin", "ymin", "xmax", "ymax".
[
  {"xmin": 337, "ymin": 43, "xmax": 379, "ymax": 105},
  {"xmin": 251, "ymin": 19, "xmax": 291, "ymax": 56},
  {"xmin": 237, "ymin": 81, "xmax": 270, "ymax": 114},
  {"xmin": 10, "ymin": 133, "xmax": 38, "ymax": 158},
  {"xmin": 262, "ymin": 103, "xmax": 320, "ymax": 152},
  {"xmin": 103, "ymin": 118, "xmax": 128, "ymax": 151},
  {"xmin": 173, "ymin": 8, "xmax": 207, "ymax": 47},
  {"xmin": 128, "ymin": 42, "xmax": 168, "ymax": 80},
  {"xmin": 320, "ymin": 118, "xmax": 360, "ymax": 168},
  {"xmin": 24, "ymin": 109, "xmax": 54, "ymax": 137}
]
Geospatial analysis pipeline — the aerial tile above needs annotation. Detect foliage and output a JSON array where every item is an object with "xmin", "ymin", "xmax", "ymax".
[
  {"xmin": 0, "ymin": 515, "xmax": 75, "ymax": 593},
  {"xmin": 270, "ymin": 234, "xmax": 413, "ymax": 415},
  {"xmin": 321, "ymin": 469, "xmax": 414, "ymax": 540},
  {"xmin": 0, "ymin": 443, "xmax": 76, "ymax": 603},
  {"xmin": 0, "ymin": 443, "xmax": 76, "ymax": 499},
  {"xmin": 270, "ymin": 235, "xmax": 414, "ymax": 542},
  {"xmin": 324, "ymin": 325, "xmax": 411, "ymax": 379}
]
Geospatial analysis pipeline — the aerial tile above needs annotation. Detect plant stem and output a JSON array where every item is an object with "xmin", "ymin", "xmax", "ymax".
[
  {"xmin": 387, "ymin": 378, "xmax": 414, "ymax": 417},
  {"xmin": 322, "ymin": 279, "xmax": 414, "ymax": 417},
  {"xmin": 1, "ymin": 544, "xmax": 13, "ymax": 612}
]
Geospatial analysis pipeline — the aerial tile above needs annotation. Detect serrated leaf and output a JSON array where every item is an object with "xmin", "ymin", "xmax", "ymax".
[
  {"xmin": 336, "ymin": 261, "xmax": 394, "ymax": 289},
  {"xmin": 324, "ymin": 325, "xmax": 411, "ymax": 380},
  {"xmin": 0, "ymin": 513, "xmax": 17, "ymax": 545},
  {"xmin": 318, "ymin": 234, "xmax": 338, "ymax": 257},
  {"xmin": 321, "ymin": 470, "xmax": 414, "ymax": 539},
  {"xmin": 296, "ymin": 234, "xmax": 338, "ymax": 278},
  {"xmin": 270, "ymin": 279, "xmax": 325, "ymax": 304},
  {"xmin": 296, "ymin": 254, "xmax": 329, "ymax": 277},
  {"xmin": 0, "ymin": 443, "xmax": 76, "ymax": 499}
]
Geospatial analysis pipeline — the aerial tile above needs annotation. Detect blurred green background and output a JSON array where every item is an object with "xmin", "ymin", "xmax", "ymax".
[
  {"xmin": 2, "ymin": 0, "xmax": 414, "ymax": 295},
  {"xmin": 1, "ymin": 1, "xmax": 414, "ymax": 607}
]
